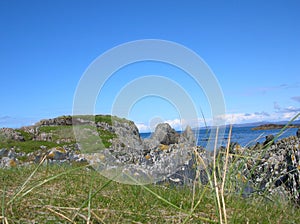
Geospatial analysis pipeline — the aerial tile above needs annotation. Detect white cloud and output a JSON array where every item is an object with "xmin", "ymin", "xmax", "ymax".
[
  {"xmin": 136, "ymin": 123, "xmax": 151, "ymax": 133},
  {"xmin": 273, "ymin": 102, "xmax": 300, "ymax": 114},
  {"xmin": 136, "ymin": 118, "xmax": 198, "ymax": 133},
  {"xmin": 135, "ymin": 109, "xmax": 300, "ymax": 133},
  {"xmin": 213, "ymin": 111, "xmax": 297, "ymax": 125}
]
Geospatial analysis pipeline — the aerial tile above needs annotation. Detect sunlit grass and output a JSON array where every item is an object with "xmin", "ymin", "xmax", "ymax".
[{"xmin": 1, "ymin": 155, "xmax": 299, "ymax": 223}]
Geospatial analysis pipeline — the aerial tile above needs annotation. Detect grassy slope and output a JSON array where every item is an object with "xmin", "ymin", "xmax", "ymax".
[
  {"xmin": 0, "ymin": 115, "xmax": 119, "ymax": 153},
  {"xmin": 1, "ymin": 164, "xmax": 299, "ymax": 224}
]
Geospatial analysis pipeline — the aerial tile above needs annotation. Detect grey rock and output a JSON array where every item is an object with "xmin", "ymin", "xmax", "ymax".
[
  {"xmin": 0, "ymin": 128, "xmax": 24, "ymax": 141},
  {"xmin": 8, "ymin": 150, "xmax": 17, "ymax": 159},
  {"xmin": 37, "ymin": 116, "xmax": 73, "ymax": 126},
  {"xmin": 48, "ymin": 148, "xmax": 67, "ymax": 160},
  {"xmin": 0, "ymin": 157, "xmax": 17, "ymax": 168},
  {"xmin": 263, "ymin": 134, "xmax": 275, "ymax": 146},
  {"xmin": 179, "ymin": 125, "xmax": 196, "ymax": 146},
  {"xmin": 297, "ymin": 128, "xmax": 300, "ymax": 138},
  {"xmin": 112, "ymin": 120, "xmax": 143, "ymax": 151},
  {"xmin": 150, "ymin": 123, "xmax": 179, "ymax": 145},
  {"xmin": 34, "ymin": 132, "xmax": 52, "ymax": 141},
  {"xmin": 0, "ymin": 148, "xmax": 9, "ymax": 158},
  {"xmin": 235, "ymin": 136, "xmax": 300, "ymax": 204}
]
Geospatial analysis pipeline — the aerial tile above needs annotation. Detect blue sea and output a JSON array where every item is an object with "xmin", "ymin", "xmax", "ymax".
[{"xmin": 140, "ymin": 126, "xmax": 299, "ymax": 148}]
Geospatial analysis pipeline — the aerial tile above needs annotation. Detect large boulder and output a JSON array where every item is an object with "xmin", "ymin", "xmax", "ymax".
[
  {"xmin": 150, "ymin": 123, "xmax": 179, "ymax": 145},
  {"xmin": 112, "ymin": 120, "xmax": 142, "ymax": 150},
  {"xmin": 297, "ymin": 128, "xmax": 300, "ymax": 138}
]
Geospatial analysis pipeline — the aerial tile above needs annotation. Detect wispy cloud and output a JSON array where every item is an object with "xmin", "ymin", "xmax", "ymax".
[
  {"xmin": 246, "ymin": 82, "xmax": 300, "ymax": 96},
  {"xmin": 216, "ymin": 111, "xmax": 273, "ymax": 124},
  {"xmin": 0, "ymin": 116, "xmax": 38, "ymax": 128},
  {"xmin": 254, "ymin": 111, "xmax": 270, "ymax": 116},
  {"xmin": 291, "ymin": 96, "xmax": 300, "ymax": 103},
  {"xmin": 274, "ymin": 101, "xmax": 281, "ymax": 111},
  {"xmin": 274, "ymin": 101, "xmax": 300, "ymax": 114}
]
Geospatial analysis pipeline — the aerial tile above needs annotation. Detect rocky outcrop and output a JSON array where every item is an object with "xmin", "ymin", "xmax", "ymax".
[
  {"xmin": 227, "ymin": 135, "xmax": 300, "ymax": 204},
  {"xmin": 37, "ymin": 116, "xmax": 73, "ymax": 126},
  {"xmin": 0, "ymin": 128, "xmax": 24, "ymax": 141},
  {"xmin": 84, "ymin": 121, "xmax": 200, "ymax": 185}
]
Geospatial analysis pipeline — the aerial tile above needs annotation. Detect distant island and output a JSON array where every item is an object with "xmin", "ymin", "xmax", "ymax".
[{"xmin": 251, "ymin": 123, "xmax": 300, "ymax": 130}]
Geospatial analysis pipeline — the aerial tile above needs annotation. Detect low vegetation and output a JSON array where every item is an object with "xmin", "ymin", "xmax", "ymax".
[
  {"xmin": 0, "ymin": 115, "xmax": 119, "ymax": 153},
  {"xmin": 1, "ymin": 163, "xmax": 299, "ymax": 223}
]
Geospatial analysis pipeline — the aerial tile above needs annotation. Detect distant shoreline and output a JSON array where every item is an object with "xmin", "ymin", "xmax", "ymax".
[{"xmin": 251, "ymin": 123, "xmax": 300, "ymax": 130}]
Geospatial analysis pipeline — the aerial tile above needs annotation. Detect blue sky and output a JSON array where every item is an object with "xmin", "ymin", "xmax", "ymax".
[{"xmin": 0, "ymin": 0, "xmax": 299, "ymax": 131}]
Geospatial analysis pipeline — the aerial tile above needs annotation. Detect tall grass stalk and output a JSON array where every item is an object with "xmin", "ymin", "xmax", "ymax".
[
  {"xmin": 212, "ymin": 127, "xmax": 223, "ymax": 223},
  {"xmin": 1, "ymin": 186, "xmax": 6, "ymax": 224},
  {"xmin": 8, "ymin": 155, "xmax": 47, "ymax": 205},
  {"xmin": 220, "ymin": 125, "xmax": 232, "ymax": 224}
]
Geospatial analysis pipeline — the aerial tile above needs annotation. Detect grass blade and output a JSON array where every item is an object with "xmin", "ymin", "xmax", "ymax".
[
  {"xmin": 9, "ymin": 164, "xmax": 89, "ymax": 204},
  {"xmin": 8, "ymin": 155, "xmax": 47, "ymax": 205},
  {"xmin": 125, "ymin": 172, "xmax": 216, "ymax": 223}
]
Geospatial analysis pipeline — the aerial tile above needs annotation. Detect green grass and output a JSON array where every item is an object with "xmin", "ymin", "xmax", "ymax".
[
  {"xmin": 73, "ymin": 114, "xmax": 133, "ymax": 126},
  {"xmin": 0, "ymin": 140, "xmax": 63, "ymax": 154},
  {"xmin": 0, "ymin": 163, "xmax": 299, "ymax": 223},
  {"xmin": 0, "ymin": 124, "xmax": 116, "ymax": 154}
]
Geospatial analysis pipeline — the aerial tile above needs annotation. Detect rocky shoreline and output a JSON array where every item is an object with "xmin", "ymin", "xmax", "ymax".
[{"xmin": 1, "ymin": 115, "xmax": 300, "ymax": 205}]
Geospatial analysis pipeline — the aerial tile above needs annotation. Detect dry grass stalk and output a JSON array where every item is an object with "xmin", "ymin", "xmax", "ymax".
[
  {"xmin": 220, "ymin": 125, "xmax": 232, "ymax": 224},
  {"xmin": 46, "ymin": 206, "xmax": 76, "ymax": 224},
  {"xmin": 212, "ymin": 127, "xmax": 223, "ymax": 223}
]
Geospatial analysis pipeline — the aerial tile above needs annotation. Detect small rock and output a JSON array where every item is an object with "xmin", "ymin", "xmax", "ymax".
[
  {"xmin": 0, "ymin": 148, "xmax": 9, "ymax": 158},
  {"xmin": 0, "ymin": 157, "xmax": 18, "ymax": 168},
  {"xmin": 47, "ymin": 147, "xmax": 67, "ymax": 160}
]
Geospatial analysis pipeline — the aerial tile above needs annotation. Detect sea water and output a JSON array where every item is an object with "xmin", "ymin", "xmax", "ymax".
[{"xmin": 140, "ymin": 126, "xmax": 299, "ymax": 148}]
